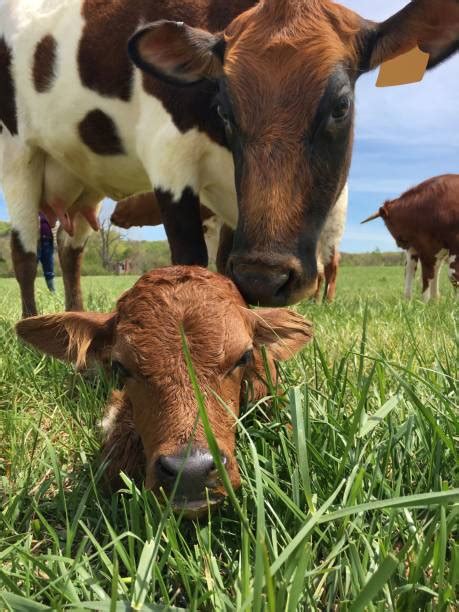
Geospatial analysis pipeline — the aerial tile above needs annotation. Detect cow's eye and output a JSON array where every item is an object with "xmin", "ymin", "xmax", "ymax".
[
  {"xmin": 111, "ymin": 360, "xmax": 130, "ymax": 379},
  {"xmin": 331, "ymin": 95, "xmax": 351, "ymax": 121},
  {"xmin": 234, "ymin": 349, "xmax": 253, "ymax": 370}
]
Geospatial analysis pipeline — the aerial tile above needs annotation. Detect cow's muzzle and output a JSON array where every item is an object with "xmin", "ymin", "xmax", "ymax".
[{"xmin": 229, "ymin": 252, "xmax": 317, "ymax": 306}]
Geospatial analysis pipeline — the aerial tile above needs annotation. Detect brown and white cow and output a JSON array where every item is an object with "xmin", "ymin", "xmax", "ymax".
[
  {"xmin": 362, "ymin": 174, "xmax": 459, "ymax": 301},
  {"xmin": 1, "ymin": 1, "xmax": 458, "ymax": 315},
  {"xmin": 16, "ymin": 266, "xmax": 312, "ymax": 515}
]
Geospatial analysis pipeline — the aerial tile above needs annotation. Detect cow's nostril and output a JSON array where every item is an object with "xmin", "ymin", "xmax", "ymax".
[{"xmin": 157, "ymin": 455, "xmax": 179, "ymax": 479}]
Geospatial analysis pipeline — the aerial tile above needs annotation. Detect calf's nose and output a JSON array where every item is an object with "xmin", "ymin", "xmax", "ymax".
[{"xmin": 156, "ymin": 449, "xmax": 224, "ymax": 500}]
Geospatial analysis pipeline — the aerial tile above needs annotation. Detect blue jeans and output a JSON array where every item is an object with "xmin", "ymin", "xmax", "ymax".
[{"xmin": 37, "ymin": 237, "xmax": 55, "ymax": 282}]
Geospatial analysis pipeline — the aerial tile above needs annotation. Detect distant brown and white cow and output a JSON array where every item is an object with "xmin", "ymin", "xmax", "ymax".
[
  {"xmin": 16, "ymin": 266, "xmax": 312, "ymax": 515},
  {"xmin": 1, "ymin": 0, "xmax": 458, "ymax": 315},
  {"xmin": 362, "ymin": 174, "xmax": 459, "ymax": 301}
]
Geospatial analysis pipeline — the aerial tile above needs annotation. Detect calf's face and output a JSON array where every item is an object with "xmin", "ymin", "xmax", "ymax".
[
  {"xmin": 16, "ymin": 267, "xmax": 312, "ymax": 515},
  {"xmin": 129, "ymin": 0, "xmax": 459, "ymax": 306}
]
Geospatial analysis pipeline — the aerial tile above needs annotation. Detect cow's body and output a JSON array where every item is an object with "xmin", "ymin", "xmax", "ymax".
[
  {"xmin": 2, "ymin": 0, "xmax": 458, "ymax": 314},
  {"xmin": 1, "ymin": 0, "xmax": 247, "ymax": 315},
  {"xmin": 362, "ymin": 174, "xmax": 459, "ymax": 301}
]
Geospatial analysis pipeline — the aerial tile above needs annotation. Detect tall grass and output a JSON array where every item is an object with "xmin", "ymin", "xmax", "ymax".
[{"xmin": 0, "ymin": 268, "xmax": 458, "ymax": 610}]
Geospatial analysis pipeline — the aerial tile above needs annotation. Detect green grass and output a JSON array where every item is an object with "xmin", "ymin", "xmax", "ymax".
[{"xmin": 0, "ymin": 267, "xmax": 458, "ymax": 610}]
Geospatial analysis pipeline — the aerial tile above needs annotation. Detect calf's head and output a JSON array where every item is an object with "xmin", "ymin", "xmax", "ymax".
[
  {"xmin": 129, "ymin": 0, "xmax": 459, "ymax": 306},
  {"xmin": 16, "ymin": 267, "xmax": 312, "ymax": 515}
]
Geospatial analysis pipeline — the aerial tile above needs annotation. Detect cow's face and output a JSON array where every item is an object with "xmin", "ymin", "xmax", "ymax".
[
  {"xmin": 16, "ymin": 267, "xmax": 312, "ymax": 516},
  {"xmin": 129, "ymin": 0, "xmax": 459, "ymax": 306}
]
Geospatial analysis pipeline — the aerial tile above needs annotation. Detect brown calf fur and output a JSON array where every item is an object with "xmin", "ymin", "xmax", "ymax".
[{"xmin": 16, "ymin": 266, "xmax": 312, "ymax": 516}]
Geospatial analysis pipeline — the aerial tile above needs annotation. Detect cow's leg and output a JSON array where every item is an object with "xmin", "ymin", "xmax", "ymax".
[
  {"xmin": 155, "ymin": 188, "xmax": 208, "ymax": 266},
  {"xmin": 404, "ymin": 249, "xmax": 418, "ymax": 299},
  {"xmin": 420, "ymin": 257, "xmax": 435, "ymax": 303},
  {"xmin": 324, "ymin": 249, "xmax": 340, "ymax": 302},
  {"xmin": 57, "ymin": 198, "xmax": 102, "ymax": 311},
  {"xmin": 2, "ymin": 142, "xmax": 44, "ymax": 318}
]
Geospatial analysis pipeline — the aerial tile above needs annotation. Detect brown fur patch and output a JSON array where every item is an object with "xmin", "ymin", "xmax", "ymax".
[
  {"xmin": 77, "ymin": 0, "xmax": 254, "ymax": 143},
  {"xmin": 33, "ymin": 35, "xmax": 58, "ymax": 93},
  {"xmin": 0, "ymin": 37, "xmax": 17, "ymax": 135},
  {"xmin": 78, "ymin": 109, "xmax": 125, "ymax": 156}
]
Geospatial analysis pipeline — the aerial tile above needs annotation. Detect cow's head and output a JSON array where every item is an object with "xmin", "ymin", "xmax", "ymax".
[
  {"xmin": 16, "ymin": 267, "xmax": 312, "ymax": 516},
  {"xmin": 129, "ymin": 0, "xmax": 459, "ymax": 306}
]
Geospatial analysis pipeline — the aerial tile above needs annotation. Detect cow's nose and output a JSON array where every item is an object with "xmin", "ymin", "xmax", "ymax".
[
  {"xmin": 229, "ymin": 255, "xmax": 303, "ymax": 306},
  {"xmin": 156, "ymin": 449, "xmax": 225, "ymax": 500}
]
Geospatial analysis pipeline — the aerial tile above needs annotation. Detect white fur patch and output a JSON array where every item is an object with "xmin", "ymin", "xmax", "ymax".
[
  {"xmin": 317, "ymin": 183, "xmax": 348, "ymax": 267},
  {"xmin": 100, "ymin": 401, "xmax": 119, "ymax": 438}
]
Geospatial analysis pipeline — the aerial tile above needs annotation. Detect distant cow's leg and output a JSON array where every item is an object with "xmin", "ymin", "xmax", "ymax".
[
  {"xmin": 203, "ymin": 216, "xmax": 224, "ymax": 266},
  {"xmin": 58, "ymin": 199, "xmax": 102, "ymax": 311},
  {"xmin": 430, "ymin": 252, "xmax": 446, "ymax": 300},
  {"xmin": 3, "ymin": 142, "xmax": 44, "ymax": 318},
  {"xmin": 404, "ymin": 249, "xmax": 418, "ymax": 299},
  {"xmin": 420, "ymin": 257, "xmax": 435, "ymax": 303},
  {"xmin": 155, "ymin": 188, "xmax": 208, "ymax": 266},
  {"xmin": 324, "ymin": 248, "xmax": 340, "ymax": 302},
  {"xmin": 447, "ymin": 252, "xmax": 458, "ymax": 296},
  {"xmin": 314, "ymin": 272, "xmax": 324, "ymax": 303}
]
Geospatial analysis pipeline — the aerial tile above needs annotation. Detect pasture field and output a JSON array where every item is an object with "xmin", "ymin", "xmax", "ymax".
[{"xmin": 0, "ymin": 267, "xmax": 458, "ymax": 611}]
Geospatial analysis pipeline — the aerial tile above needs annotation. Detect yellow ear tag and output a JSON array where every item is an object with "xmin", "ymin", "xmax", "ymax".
[{"xmin": 376, "ymin": 46, "xmax": 430, "ymax": 87}]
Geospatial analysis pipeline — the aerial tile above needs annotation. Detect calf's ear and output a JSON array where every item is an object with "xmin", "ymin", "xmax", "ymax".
[
  {"xmin": 128, "ymin": 20, "xmax": 224, "ymax": 86},
  {"xmin": 16, "ymin": 312, "xmax": 116, "ymax": 369},
  {"xmin": 252, "ymin": 309, "xmax": 313, "ymax": 361},
  {"xmin": 359, "ymin": 0, "xmax": 459, "ymax": 86}
]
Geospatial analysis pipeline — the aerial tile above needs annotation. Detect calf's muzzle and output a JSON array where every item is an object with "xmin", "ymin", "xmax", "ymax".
[{"xmin": 155, "ymin": 447, "xmax": 227, "ymax": 511}]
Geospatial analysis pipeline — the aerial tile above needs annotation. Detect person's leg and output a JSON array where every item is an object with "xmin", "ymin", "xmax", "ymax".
[{"xmin": 40, "ymin": 237, "xmax": 55, "ymax": 292}]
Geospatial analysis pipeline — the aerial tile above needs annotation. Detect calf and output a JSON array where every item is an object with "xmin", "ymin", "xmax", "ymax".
[
  {"xmin": 362, "ymin": 174, "xmax": 459, "ymax": 301},
  {"xmin": 2, "ymin": 1, "xmax": 458, "ymax": 314},
  {"xmin": 16, "ymin": 266, "xmax": 312, "ymax": 516}
]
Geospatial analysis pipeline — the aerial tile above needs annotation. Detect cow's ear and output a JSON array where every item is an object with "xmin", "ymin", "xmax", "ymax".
[
  {"xmin": 128, "ymin": 20, "xmax": 224, "ymax": 86},
  {"xmin": 252, "ymin": 309, "xmax": 313, "ymax": 362},
  {"xmin": 16, "ymin": 312, "xmax": 116, "ymax": 369},
  {"xmin": 359, "ymin": 0, "xmax": 459, "ymax": 86}
]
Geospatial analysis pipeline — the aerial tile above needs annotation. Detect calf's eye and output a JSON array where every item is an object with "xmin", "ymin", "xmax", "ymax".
[
  {"xmin": 234, "ymin": 349, "xmax": 253, "ymax": 370},
  {"xmin": 111, "ymin": 360, "xmax": 130, "ymax": 379}
]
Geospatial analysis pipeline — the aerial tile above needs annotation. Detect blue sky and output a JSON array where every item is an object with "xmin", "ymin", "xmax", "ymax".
[{"xmin": 1, "ymin": 0, "xmax": 457, "ymax": 252}]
